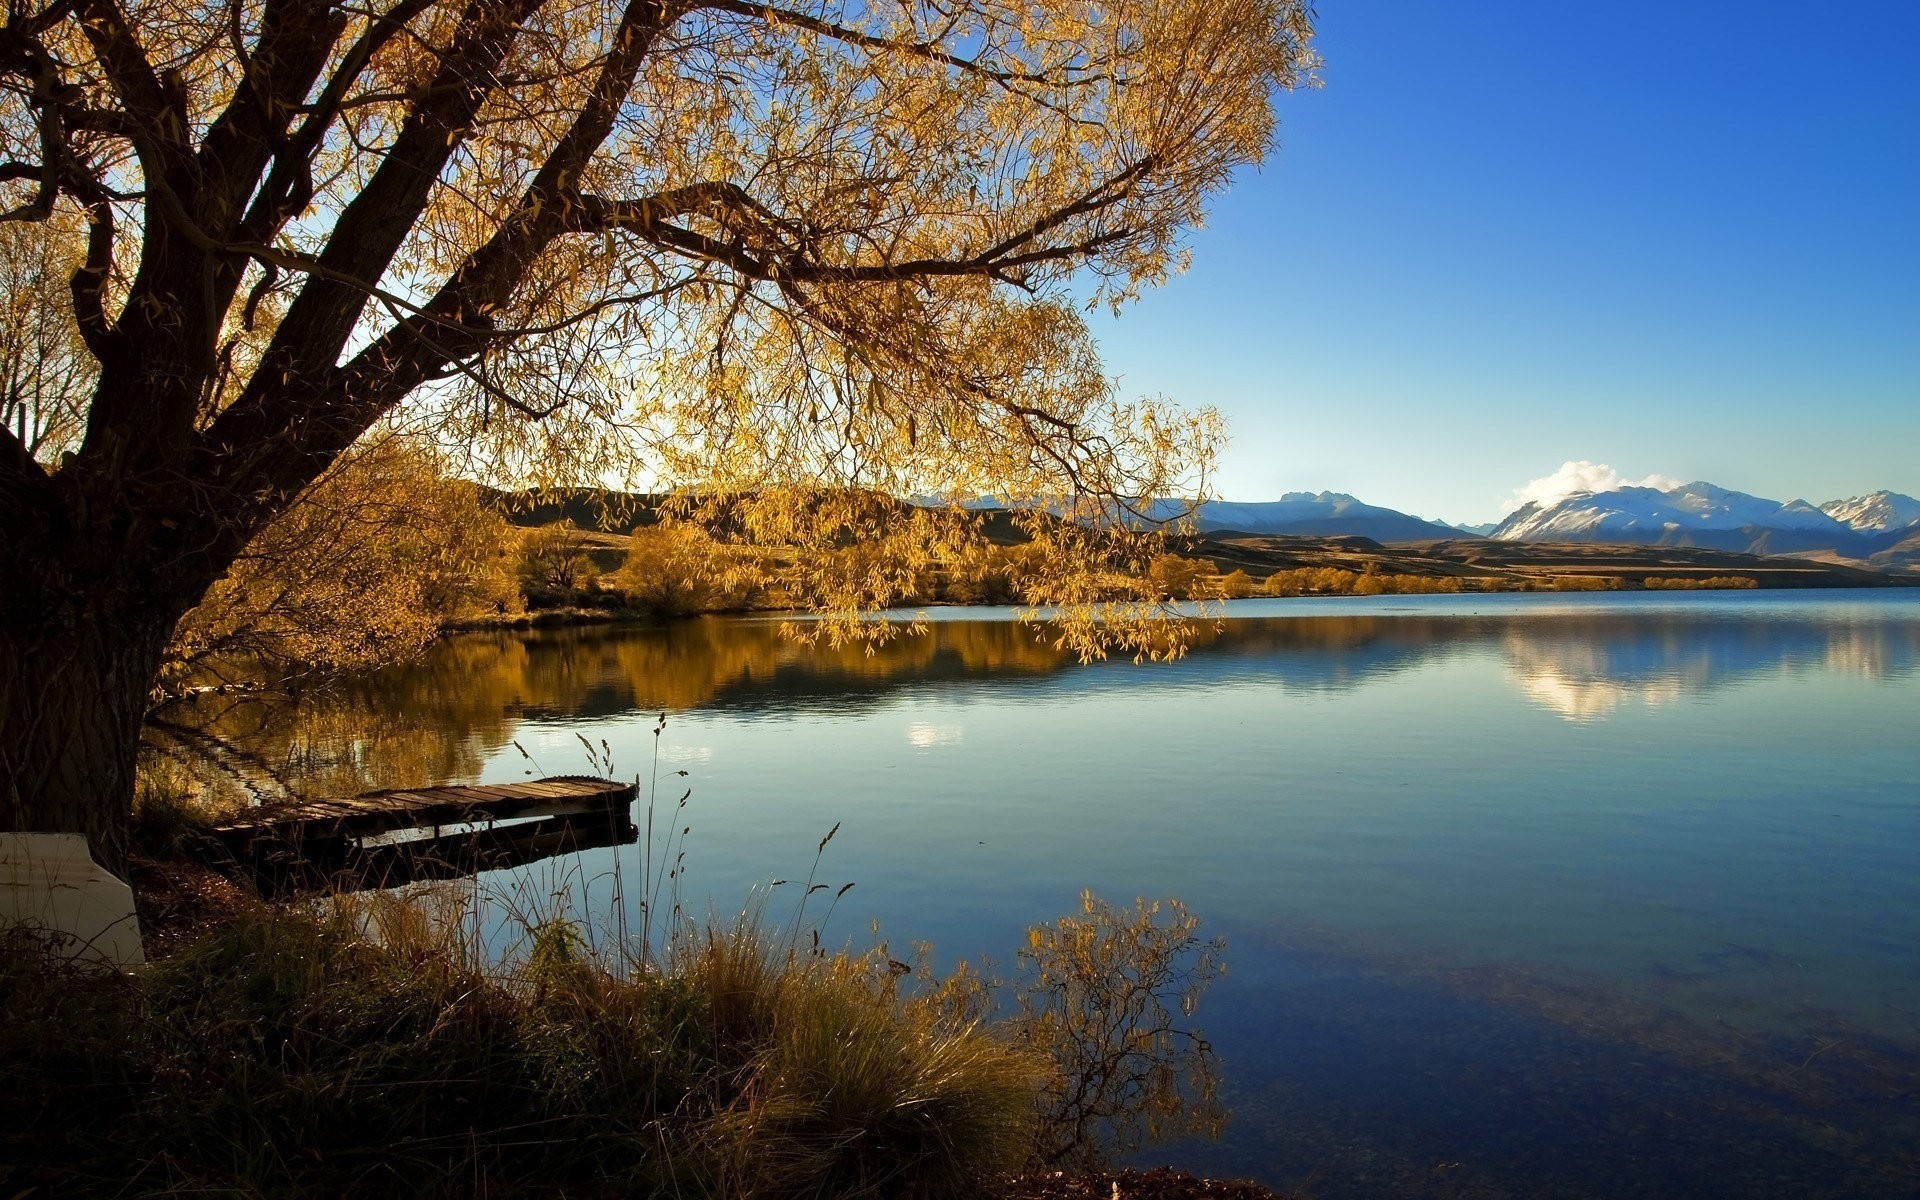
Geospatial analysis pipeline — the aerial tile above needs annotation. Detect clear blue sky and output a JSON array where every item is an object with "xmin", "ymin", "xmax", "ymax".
[{"xmin": 1091, "ymin": 1, "xmax": 1920, "ymax": 525}]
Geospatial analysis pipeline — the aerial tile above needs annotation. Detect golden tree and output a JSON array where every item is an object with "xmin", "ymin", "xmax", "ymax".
[{"xmin": 0, "ymin": 0, "xmax": 1316, "ymax": 867}]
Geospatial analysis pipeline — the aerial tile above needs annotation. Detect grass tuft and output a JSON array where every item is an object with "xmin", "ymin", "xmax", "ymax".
[{"xmin": 1, "ymin": 896, "xmax": 1043, "ymax": 1198}]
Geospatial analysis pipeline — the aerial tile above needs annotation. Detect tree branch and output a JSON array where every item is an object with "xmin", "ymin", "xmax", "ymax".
[{"xmin": 699, "ymin": 0, "xmax": 1058, "ymax": 86}]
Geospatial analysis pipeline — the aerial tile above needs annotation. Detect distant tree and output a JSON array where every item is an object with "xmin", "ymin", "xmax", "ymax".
[
  {"xmin": 0, "ymin": 0, "xmax": 1316, "ymax": 867},
  {"xmin": 1145, "ymin": 553, "xmax": 1209, "ymax": 601},
  {"xmin": 517, "ymin": 521, "xmax": 602, "ymax": 596},
  {"xmin": 1219, "ymin": 569, "xmax": 1255, "ymax": 599},
  {"xmin": 613, "ymin": 520, "xmax": 754, "ymax": 615}
]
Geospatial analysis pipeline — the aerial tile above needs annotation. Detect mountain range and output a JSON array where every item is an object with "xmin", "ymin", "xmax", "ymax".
[
  {"xmin": 1173, "ymin": 493, "xmax": 1463, "ymax": 541},
  {"xmin": 1176, "ymin": 485, "xmax": 1920, "ymax": 568},
  {"xmin": 1488, "ymin": 483, "xmax": 1920, "ymax": 563}
]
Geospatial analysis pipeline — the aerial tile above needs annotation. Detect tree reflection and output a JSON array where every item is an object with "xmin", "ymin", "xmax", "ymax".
[{"xmin": 161, "ymin": 605, "xmax": 1920, "ymax": 798}]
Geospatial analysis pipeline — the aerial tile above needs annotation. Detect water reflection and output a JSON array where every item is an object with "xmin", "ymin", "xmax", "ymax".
[
  {"xmin": 1497, "ymin": 612, "xmax": 1920, "ymax": 719},
  {"xmin": 159, "ymin": 594, "xmax": 1920, "ymax": 1198},
  {"xmin": 170, "ymin": 597, "xmax": 1920, "ymax": 797}
]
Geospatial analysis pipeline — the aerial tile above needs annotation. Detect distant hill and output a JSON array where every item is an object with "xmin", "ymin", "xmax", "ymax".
[
  {"xmin": 1869, "ymin": 527, "xmax": 1920, "ymax": 571},
  {"xmin": 480, "ymin": 487, "xmax": 664, "ymax": 532},
  {"xmin": 1150, "ymin": 493, "xmax": 1462, "ymax": 542},
  {"xmin": 1189, "ymin": 532, "xmax": 1907, "ymax": 590},
  {"xmin": 483, "ymin": 482, "xmax": 1920, "ymax": 571}
]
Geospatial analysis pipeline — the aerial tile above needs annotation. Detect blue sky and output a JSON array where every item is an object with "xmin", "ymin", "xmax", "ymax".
[{"xmin": 1091, "ymin": 1, "xmax": 1920, "ymax": 525}]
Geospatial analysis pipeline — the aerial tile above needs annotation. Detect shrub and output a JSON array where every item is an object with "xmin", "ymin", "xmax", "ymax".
[
  {"xmin": 1642, "ymin": 575, "xmax": 1760, "ymax": 590},
  {"xmin": 1145, "ymin": 553, "xmax": 1210, "ymax": 601},
  {"xmin": 1, "ymin": 884, "xmax": 1226, "ymax": 1197},
  {"xmin": 1550, "ymin": 575, "xmax": 1615, "ymax": 592},
  {"xmin": 517, "ymin": 520, "xmax": 601, "ymax": 596},
  {"xmin": 1259, "ymin": 567, "xmax": 1462, "ymax": 597},
  {"xmin": 1008, "ymin": 894, "xmax": 1226, "ymax": 1170},
  {"xmin": 613, "ymin": 521, "xmax": 736, "ymax": 615}
]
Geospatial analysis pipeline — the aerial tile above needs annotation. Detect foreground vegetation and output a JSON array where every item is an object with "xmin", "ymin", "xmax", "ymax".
[{"xmin": 1, "ymin": 881, "xmax": 1226, "ymax": 1199}]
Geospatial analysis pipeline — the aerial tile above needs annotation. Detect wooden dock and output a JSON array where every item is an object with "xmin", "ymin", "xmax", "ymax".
[{"xmin": 206, "ymin": 776, "xmax": 638, "ymax": 896}]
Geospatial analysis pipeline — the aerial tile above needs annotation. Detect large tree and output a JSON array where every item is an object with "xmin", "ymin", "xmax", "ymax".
[{"xmin": 0, "ymin": 0, "xmax": 1315, "ymax": 870}]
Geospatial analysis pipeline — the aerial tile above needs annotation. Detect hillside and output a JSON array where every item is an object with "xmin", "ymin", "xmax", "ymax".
[{"xmin": 1186, "ymin": 534, "xmax": 1907, "ymax": 590}]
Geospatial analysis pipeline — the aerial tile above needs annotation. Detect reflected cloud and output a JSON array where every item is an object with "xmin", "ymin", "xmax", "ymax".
[
  {"xmin": 907, "ymin": 722, "xmax": 965, "ymax": 748},
  {"xmin": 1510, "ymin": 672, "xmax": 1690, "ymax": 721},
  {"xmin": 1495, "ymin": 610, "xmax": 1920, "ymax": 721}
]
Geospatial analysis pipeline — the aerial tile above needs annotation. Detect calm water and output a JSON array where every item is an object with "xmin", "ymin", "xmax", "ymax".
[{"xmin": 183, "ymin": 590, "xmax": 1920, "ymax": 1198}]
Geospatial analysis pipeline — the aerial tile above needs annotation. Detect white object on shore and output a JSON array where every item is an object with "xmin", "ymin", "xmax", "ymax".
[{"xmin": 0, "ymin": 832, "xmax": 145, "ymax": 970}]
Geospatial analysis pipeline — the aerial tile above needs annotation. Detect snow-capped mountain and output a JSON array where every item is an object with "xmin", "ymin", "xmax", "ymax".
[
  {"xmin": 1491, "ymin": 482, "xmax": 1867, "ymax": 556},
  {"xmin": 1820, "ymin": 491, "xmax": 1920, "ymax": 534},
  {"xmin": 1175, "ymin": 493, "xmax": 1461, "ymax": 542}
]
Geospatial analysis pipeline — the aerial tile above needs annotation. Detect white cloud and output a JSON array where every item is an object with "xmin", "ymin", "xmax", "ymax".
[{"xmin": 1504, "ymin": 461, "xmax": 1680, "ymax": 513}]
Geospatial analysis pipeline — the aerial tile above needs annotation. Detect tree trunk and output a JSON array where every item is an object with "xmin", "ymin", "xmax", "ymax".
[{"xmin": 0, "ymin": 585, "xmax": 175, "ymax": 879}]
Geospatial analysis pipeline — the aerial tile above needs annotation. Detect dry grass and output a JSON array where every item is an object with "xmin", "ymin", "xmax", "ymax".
[{"xmin": 0, "ymin": 895, "xmax": 1040, "ymax": 1199}]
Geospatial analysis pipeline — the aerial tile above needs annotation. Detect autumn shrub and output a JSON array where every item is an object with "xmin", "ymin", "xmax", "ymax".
[
  {"xmin": 936, "ymin": 543, "xmax": 1051, "ymax": 605},
  {"xmin": 1550, "ymin": 575, "xmax": 1616, "ymax": 592},
  {"xmin": 516, "ymin": 519, "xmax": 603, "ymax": 602},
  {"xmin": 1008, "ymin": 894, "xmax": 1226, "ymax": 1170},
  {"xmin": 1219, "ymin": 569, "xmax": 1257, "ymax": 599},
  {"xmin": 1, "ymin": 885, "xmax": 1221, "ymax": 1198},
  {"xmin": 166, "ymin": 436, "xmax": 521, "ymax": 681},
  {"xmin": 1642, "ymin": 575, "xmax": 1760, "ymax": 590},
  {"xmin": 613, "ymin": 521, "xmax": 764, "ymax": 616},
  {"xmin": 1146, "ymin": 554, "xmax": 1211, "ymax": 600},
  {"xmin": 1259, "ymin": 567, "xmax": 1462, "ymax": 597}
]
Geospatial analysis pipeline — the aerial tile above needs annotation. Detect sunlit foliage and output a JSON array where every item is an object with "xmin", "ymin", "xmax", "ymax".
[
  {"xmin": 1260, "ymin": 567, "xmax": 1464, "ymax": 597},
  {"xmin": 612, "ymin": 519, "xmax": 768, "ymax": 614},
  {"xmin": 921, "ymin": 892, "xmax": 1226, "ymax": 1170},
  {"xmin": 0, "ymin": 213, "xmax": 92, "ymax": 460},
  {"xmin": 516, "ymin": 519, "xmax": 604, "ymax": 596},
  {"xmin": 1642, "ymin": 575, "xmax": 1760, "ymax": 590},
  {"xmin": 2, "ymin": 0, "xmax": 1320, "ymax": 646},
  {"xmin": 1144, "ymin": 552, "xmax": 1212, "ymax": 601},
  {"xmin": 166, "ymin": 437, "xmax": 519, "ymax": 682},
  {"xmin": 1, "ymin": 0, "xmax": 1317, "ymax": 855}
]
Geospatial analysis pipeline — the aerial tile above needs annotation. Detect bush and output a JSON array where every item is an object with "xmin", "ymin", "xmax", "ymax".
[
  {"xmin": 1146, "ymin": 554, "xmax": 1210, "ymax": 600},
  {"xmin": 0, "ymin": 900, "xmax": 1038, "ymax": 1199},
  {"xmin": 1258, "ymin": 567, "xmax": 1462, "ymax": 597},
  {"xmin": 613, "ymin": 521, "xmax": 761, "ymax": 615},
  {"xmin": 1218, "ymin": 569, "xmax": 1256, "ymax": 599},
  {"xmin": 2, "ymin": 886, "xmax": 1224, "ymax": 1197},
  {"xmin": 517, "ymin": 520, "xmax": 601, "ymax": 596},
  {"xmin": 1642, "ymin": 575, "xmax": 1759, "ymax": 590},
  {"xmin": 1550, "ymin": 575, "xmax": 1616, "ymax": 592}
]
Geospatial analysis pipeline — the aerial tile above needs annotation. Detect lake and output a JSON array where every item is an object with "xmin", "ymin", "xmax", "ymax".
[{"xmin": 177, "ymin": 589, "xmax": 1920, "ymax": 1198}]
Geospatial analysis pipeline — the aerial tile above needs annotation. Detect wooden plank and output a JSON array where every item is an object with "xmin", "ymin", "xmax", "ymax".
[{"xmin": 210, "ymin": 776, "xmax": 636, "ymax": 839}]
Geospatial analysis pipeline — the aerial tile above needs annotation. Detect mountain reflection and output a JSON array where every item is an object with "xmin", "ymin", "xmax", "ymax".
[{"xmin": 169, "ymin": 605, "xmax": 1920, "ymax": 797}]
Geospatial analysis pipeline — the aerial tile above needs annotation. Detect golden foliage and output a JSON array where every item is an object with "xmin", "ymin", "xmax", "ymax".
[
  {"xmin": 516, "ymin": 520, "xmax": 603, "ymax": 594},
  {"xmin": 613, "ymin": 520, "xmax": 767, "ymax": 615},
  {"xmin": 1145, "ymin": 553, "xmax": 1212, "ymax": 601},
  {"xmin": 0, "ymin": 211, "xmax": 92, "ymax": 460},
  {"xmin": 1550, "ymin": 575, "xmax": 1617, "ymax": 592},
  {"xmin": 166, "ymin": 437, "xmax": 519, "ymax": 682},
  {"xmin": 1012, "ymin": 893, "xmax": 1226, "ymax": 1169},
  {"xmin": 1, "ymin": 0, "xmax": 1318, "ymax": 663},
  {"xmin": 1642, "ymin": 575, "xmax": 1760, "ymax": 590},
  {"xmin": 1260, "ymin": 567, "xmax": 1464, "ymax": 597}
]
